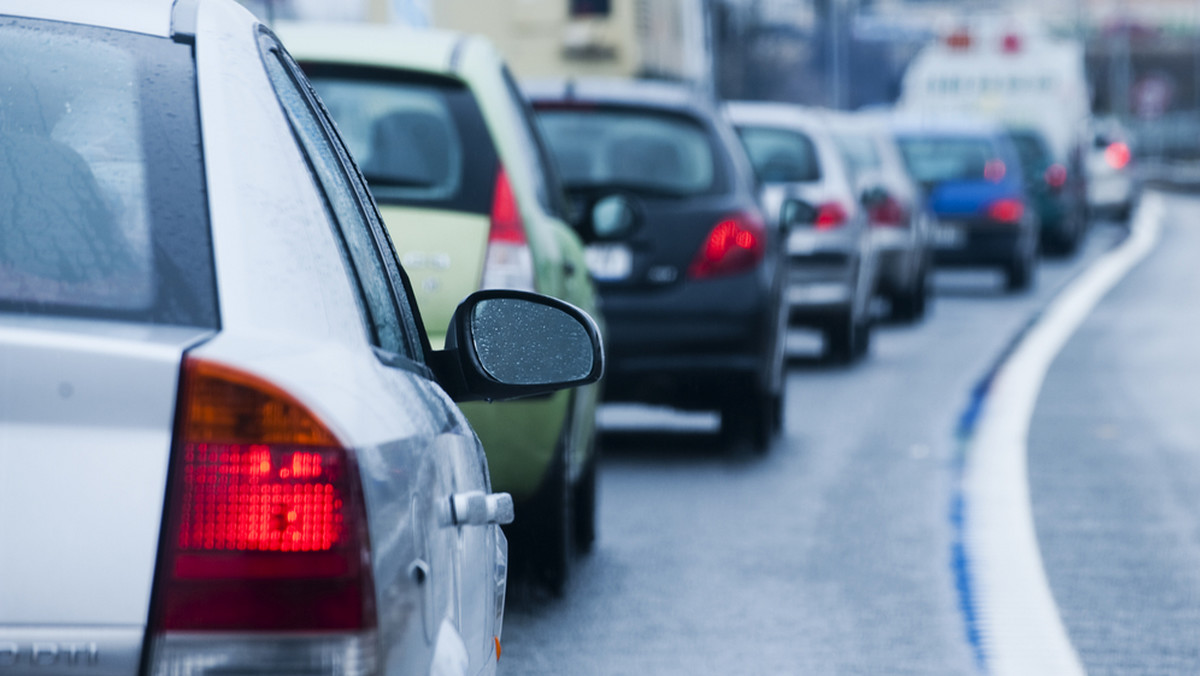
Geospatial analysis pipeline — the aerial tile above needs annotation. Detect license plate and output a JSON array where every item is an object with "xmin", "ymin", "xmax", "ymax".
[
  {"xmin": 932, "ymin": 223, "xmax": 966, "ymax": 248},
  {"xmin": 584, "ymin": 244, "xmax": 633, "ymax": 280},
  {"xmin": 787, "ymin": 230, "xmax": 820, "ymax": 254}
]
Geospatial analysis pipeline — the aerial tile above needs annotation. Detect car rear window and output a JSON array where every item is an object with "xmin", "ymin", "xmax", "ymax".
[
  {"xmin": 735, "ymin": 126, "xmax": 822, "ymax": 183},
  {"xmin": 303, "ymin": 65, "xmax": 499, "ymax": 215},
  {"xmin": 1007, "ymin": 130, "xmax": 1052, "ymax": 172},
  {"xmin": 0, "ymin": 17, "xmax": 215, "ymax": 328},
  {"xmin": 536, "ymin": 107, "xmax": 717, "ymax": 196},
  {"xmin": 833, "ymin": 134, "xmax": 881, "ymax": 175},
  {"xmin": 897, "ymin": 136, "xmax": 1000, "ymax": 184}
]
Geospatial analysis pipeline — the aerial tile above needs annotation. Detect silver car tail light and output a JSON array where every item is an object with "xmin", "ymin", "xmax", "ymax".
[{"xmin": 148, "ymin": 357, "xmax": 378, "ymax": 676}]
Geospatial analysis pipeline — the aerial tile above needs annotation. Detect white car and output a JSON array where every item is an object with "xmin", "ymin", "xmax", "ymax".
[
  {"xmin": 1086, "ymin": 116, "xmax": 1136, "ymax": 220},
  {"xmin": 725, "ymin": 101, "xmax": 878, "ymax": 363},
  {"xmin": 0, "ymin": 2, "xmax": 602, "ymax": 676}
]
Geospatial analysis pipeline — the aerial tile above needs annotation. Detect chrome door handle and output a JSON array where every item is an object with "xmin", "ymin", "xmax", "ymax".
[{"xmin": 449, "ymin": 491, "xmax": 514, "ymax": 526}]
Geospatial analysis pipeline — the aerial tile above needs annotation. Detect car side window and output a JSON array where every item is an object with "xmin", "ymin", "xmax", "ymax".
[{"xmin": 258, "ymin": 31, "xmax": 427, "ymax": 364}]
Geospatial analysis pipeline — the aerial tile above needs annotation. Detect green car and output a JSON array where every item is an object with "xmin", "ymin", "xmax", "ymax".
[{"xmin": 279, "ymin": 22, "xmax": 603, "ymax": 593}]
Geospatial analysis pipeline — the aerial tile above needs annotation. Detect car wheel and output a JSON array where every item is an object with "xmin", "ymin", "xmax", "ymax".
[
  {"xmin": 572, "ymin": 437, "xmax": 598, "ymax": 555},
  {"xmin": 825, "ymin": 309, "xmax": 857, "ymax": 364},
  {"xmin": 1005, "ymin": 249, "xmax": 1036, "ymax": 292},
  {"xmin": 511, "ymin": 434, "xmax": 574, "ymax": 596},
  {"xmin": 891, "ymin": 266, "xmax": 928, "ymax": 323},
  {"xmin": 721, "ymin": 381, "xmax": 774, "ymax": 454}
]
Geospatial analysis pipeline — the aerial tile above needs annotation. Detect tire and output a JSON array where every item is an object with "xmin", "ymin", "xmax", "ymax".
[
  {"xmin": 572, "ymin": 439, "xmax": 598, "ymax": 555},
  {"xmin": 1005, "ymin": 250, "xmax": 1035, "ymax": 292},
  {"xmin": 825, "ymin": 309, "xmax": 857, "ymax": 364},
  {"xmin": 891, "ymin": 266, "xmax": 928, "ymax": 323},
  {"xmin": 721, "ymin": 382, "xmax": 775, "ymax": 454},
  {"xmin": 511, "ymin": 436, "xmax": 573, "ymax": 597},
  {"xmin": 827, "ymin": 308, "xmax": 870, "ymax": 364}
]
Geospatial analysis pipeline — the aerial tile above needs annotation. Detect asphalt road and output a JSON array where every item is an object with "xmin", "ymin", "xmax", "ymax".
[
  {"xmin": 1030, "ymin": 192, "xmax": 1200, "ymax": 675},
  {"xmin": 496, "ymin": 201, "xmax": 1171, "ymax": 675}
]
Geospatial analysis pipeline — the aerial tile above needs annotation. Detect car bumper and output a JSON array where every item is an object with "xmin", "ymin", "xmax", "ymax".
[
  {"xmin": 599, "ymin": 273, "xmax": 777, "ymax": 408},
  {"xmin": 931, "ymin": 220, "xmax": 1029, "ymax": 267},
  {"xmin": 785, "ymin": 253, "xmax": 856, "ymax": 324},
  {"xmin": 871, "ymin": 228, "xmax": 922, "ymax": 294}
]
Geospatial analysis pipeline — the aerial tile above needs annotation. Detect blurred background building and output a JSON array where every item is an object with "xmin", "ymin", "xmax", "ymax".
[{"xmin": 242, "ymin": 0, "xmax": 1200, "ymax": 160}]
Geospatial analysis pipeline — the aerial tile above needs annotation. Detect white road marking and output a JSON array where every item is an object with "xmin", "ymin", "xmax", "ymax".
[{"xmin": 964, "ymin": 193, "xmax": 1164, "ymax": 675}]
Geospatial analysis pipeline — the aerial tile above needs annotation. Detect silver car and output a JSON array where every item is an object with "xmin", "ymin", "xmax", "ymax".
[
  {"xmin": 725, "ymin": 101, "xmax": 878, "ymax": 363},
  {"xmin": 0, "ymin": 2, "xmax": 602, "ymax": 676},
  {"xmin": 827, "ymin": 111, "xmax": 934, "ymax": 322}
]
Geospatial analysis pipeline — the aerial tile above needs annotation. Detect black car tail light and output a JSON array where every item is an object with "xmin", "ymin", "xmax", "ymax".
[
  {"xmin": 688, "ymin": 212, "xmax": 766, "ymax": 279},
  {"xmin": 1044, "ymin": 164, "xmax": 1068, "ymax": 191}
]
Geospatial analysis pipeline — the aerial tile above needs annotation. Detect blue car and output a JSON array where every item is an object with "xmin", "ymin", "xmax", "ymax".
[{"xmin": 894, "ymin": 117, "xmax": 1038, "ymax": 292}]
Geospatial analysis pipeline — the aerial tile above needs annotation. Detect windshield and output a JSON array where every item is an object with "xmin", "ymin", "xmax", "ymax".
[
  {"xmin": 736, "ymin": 125, "xmax": 822, "ymax": 183},
  {"xmin": 0, "ymin": 18, "xmax": 214, "ymax": 327},
  {"xmin": 305, "ymin": 67, "xmax": 498, "ymax": 215},
  {"xmin": 536, "ymin": 108, "xmax": 717, "ymax": 196},
  {"xmin": 897, "ymin": 136, "xmax": 999, "ymax": 183}
]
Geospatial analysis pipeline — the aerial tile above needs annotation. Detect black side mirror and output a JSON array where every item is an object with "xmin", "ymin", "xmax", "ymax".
[
  {"xmin": 431, "ymin": 290, "xmax": 605, "ymax": 402},
  {"xmin": 860, "ymin": 186, "xmax": 890, "ymax": 209},
  {"xmin": 780, "ymin": 198, "xmax": 817, "ymax": 229},
  {"xmin": 568, "ymin": 190, "xmax": 642, "ymax": 243}
]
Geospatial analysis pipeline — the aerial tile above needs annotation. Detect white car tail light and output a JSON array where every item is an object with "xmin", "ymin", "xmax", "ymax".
[
  {"xmin": 148, "ymin": 357, "xmax": 378, "ymax": 676},
  {"xmin": 481, "ymin": 167, "xmax": 536, "ymax": 292}
]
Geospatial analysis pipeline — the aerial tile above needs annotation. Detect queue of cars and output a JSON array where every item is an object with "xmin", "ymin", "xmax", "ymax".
[
  {"xmin": 276, "ymin": 22, "xmax": 601, "ymax": 596},
  {"xmin": 0, "ymin": 2, "xmax": 1128, "ymax": 676}
]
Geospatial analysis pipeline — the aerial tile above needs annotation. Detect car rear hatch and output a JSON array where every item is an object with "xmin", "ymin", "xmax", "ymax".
[
  {"xmin": 537, "ymin": 103, "xmax": 762, "ymax": 292},
  {"xmin": 585, "ymin": 194, "xmax": 757, "ymax": 292},
  {"xmin": 301, "ymin": 65, "xmax": 505, "ymax": 350},
  {"xmin": 378, "ymin": 205, "xmax": 488, "ymax": 347},
  {"xmin": 0, "ymin": 16, "xmax": 214, "ymax": 670},
  {"xmin": 0, "ymin": 318, "xmax": 212, "ymax": 674}
]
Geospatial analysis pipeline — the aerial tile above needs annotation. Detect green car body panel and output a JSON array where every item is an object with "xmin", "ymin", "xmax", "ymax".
[{"xmin": 280, "ymin": 23, "xmax": 602, "ymax": 503}]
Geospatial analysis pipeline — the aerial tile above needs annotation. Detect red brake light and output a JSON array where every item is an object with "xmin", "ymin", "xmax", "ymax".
[
  {"xmin": 1105, "ymin": 142, "xmax": 1131, "ymax": 170},
  {"xmin": 869, "ymin": 195, "xmax": 907, "ymax": 227},
  {"xmin": 688, "ymin": 212, "xmax": 766, "ymax": 279},
  {"xmin": 153, "ymin": 357, "xmax": 374, "ymax": 633},
  {"xmin": 946, "ymin": 29, "xmax": 972, "ymax": 50},
  {"xmin": 815, "ymin": 202, "xmax": 848, "ymax": 230},
  {"xmin": 1044, "ymin": 164, "xmax": 1068, "ymax": 189},
  {"xmin": 987, "ymin": 198, "xmax": 1025, "ymax": 223},
  {"xmin": 1001, "ymin": 33, "xmax": 1022, "ymax": 53},
  {"xmin": 984, "ymin": 160, "xmax": 1007, "ymax": 183},
  {"xmin": 490, "ymin": 168, "xmax": 525, "ymax": 244},
  {"xmin": 483, "ymin": 167, "xmax": 536, "ymax": 291}
]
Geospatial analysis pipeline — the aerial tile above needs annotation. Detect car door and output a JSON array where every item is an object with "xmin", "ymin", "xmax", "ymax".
[{"xmin": 257, "ymin": 33, "xmax": 501, "ymax": 673}]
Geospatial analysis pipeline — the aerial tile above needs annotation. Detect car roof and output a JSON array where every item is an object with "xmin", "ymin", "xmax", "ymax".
[
  {"xmin": 888, "ymin": 112, "xmax": 1005, "ymax": 138},
  {"xmin": 275, "ymin": 21, "xmax": 477, "ymax": 76},
  {"xmin": 723, "ymin": 100, "xmax": 832, "ymax": 131},
  {"xmin": 0, "ymin": 0, "xmax": 174, "ymax": 37},
  {"xmin": 524, "ymin": 77, "xmax": 714, "ymax": 116}
]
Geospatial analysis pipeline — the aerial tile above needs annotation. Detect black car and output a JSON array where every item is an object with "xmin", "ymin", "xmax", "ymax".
[
  {"xmin": 526, "ymin": 78, "xmax": 787, "ymax": 451},
  {"xmin": 1006, "ymin": 125, "xmax": 1088, "ymax": 256}
]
